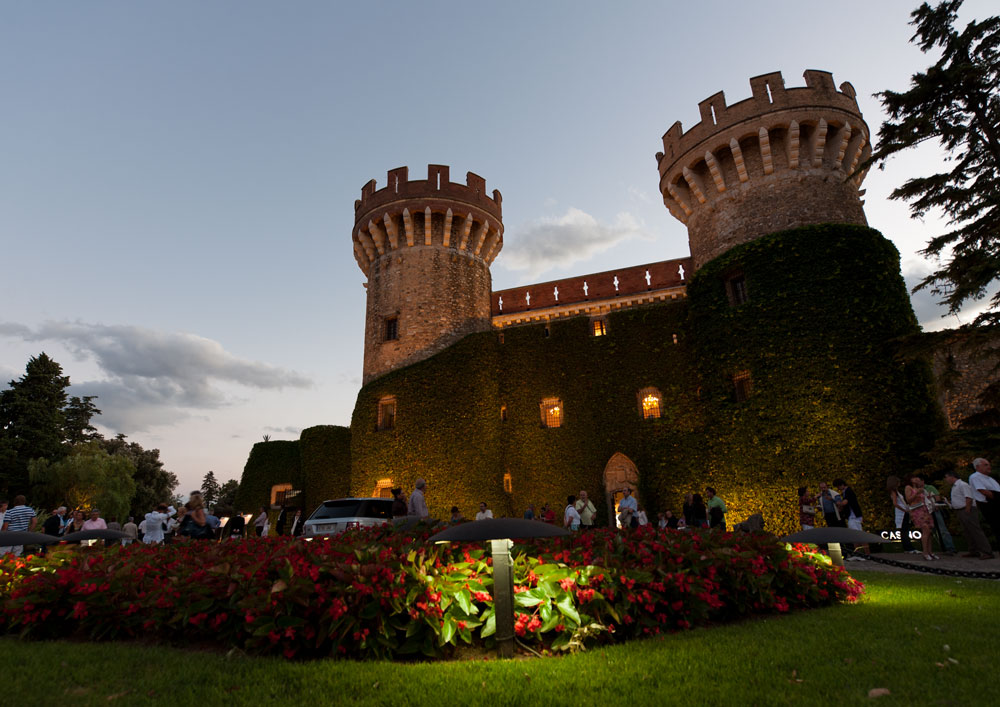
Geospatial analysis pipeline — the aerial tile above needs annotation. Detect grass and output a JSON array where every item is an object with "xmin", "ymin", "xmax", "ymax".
[{"xmin": 2, "ymin": 571, "xmax": 998, "ymax": 706}]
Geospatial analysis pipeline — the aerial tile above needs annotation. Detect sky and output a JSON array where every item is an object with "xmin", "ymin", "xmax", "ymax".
[{"xmin": 2, "ymin": 1, "xmax": 994, "ymax": 495}]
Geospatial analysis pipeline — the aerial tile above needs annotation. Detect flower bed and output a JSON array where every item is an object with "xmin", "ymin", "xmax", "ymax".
[{"xmin": 0, "ymin": 526, "xmax": 862, "ymax": 659}]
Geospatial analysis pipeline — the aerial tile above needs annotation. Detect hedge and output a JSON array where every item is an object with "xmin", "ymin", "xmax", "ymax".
[{"xmin": 235, "ymin": 440, "xmax": 302, "ymax": 512}]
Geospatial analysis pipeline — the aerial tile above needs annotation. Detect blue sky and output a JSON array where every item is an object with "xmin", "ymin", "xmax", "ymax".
[{"xmin": 2, "ymin": 1, "xmax": 993, "ymax": 495}]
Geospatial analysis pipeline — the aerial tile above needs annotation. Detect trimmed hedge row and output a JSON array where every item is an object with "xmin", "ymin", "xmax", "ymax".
[{"xmin": 235, "ymin": 440, "xmax": 302, "ymax": 512}]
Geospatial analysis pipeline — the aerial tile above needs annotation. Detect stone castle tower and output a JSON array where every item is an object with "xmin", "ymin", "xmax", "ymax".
[
  {"xmin": 657, "ymin": 70, "xmax": 872, "ymax": 269},
  {"xmin": 352, "ymin": 165, "xmax": 504, "ymax": 383}
]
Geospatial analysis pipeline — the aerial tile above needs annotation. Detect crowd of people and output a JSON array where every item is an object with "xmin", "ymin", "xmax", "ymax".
[
  {"xmin": 390, "ymin": 478, "xmax": 730, "ymax": 533},
  {"xmin": 798, "ymin": 457, "xmax": 998, "ymax": 561}
]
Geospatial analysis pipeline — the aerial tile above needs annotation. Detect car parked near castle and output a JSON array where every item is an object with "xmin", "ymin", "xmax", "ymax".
[{"xmin": 301, "ymin": 498, "xmax": 394, "ymax": 539}]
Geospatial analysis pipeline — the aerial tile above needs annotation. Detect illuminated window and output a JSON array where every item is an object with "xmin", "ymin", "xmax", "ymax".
[
  {"xmin": 501, "ymin": 404, "xmax": 508, "ymax": 422},
  {"xmin": 377, "ymin": 396, "xmax": 396, "ymax": 431},
  {"xmin": 384, "ymin": 317, "xmax": 399, "ymax": 341},
  {"xmin": 727, "ymin": 273, "xmax": 748, "ymax": 306},
  {"xmin": 270, "ymin": 483, "xmax": 292, "ymax": 506},
  {"xmin": 372, "ymin": 478, "xmax": 393, "ymax": 498},
  {"xmin": 638, "ymin": 387, "xmax": 662, "ymax": 419},
  {"xmin": 732, "ymin": 370, "xmax": 753, "ymax": 402},
  {"xmin": 540, "ymin": 397, "xmax": 563, "ymax": 428},
  {"xmin": 498, "ymin": 332, "xmax": 504, "ymax": 344},
  {"xmin": 592, "ymin": 319, "xmax": 607, "ymax": 337},
  {"xmin": 503, "ymin": 473, "xmax": 512, "ymax": 493}
]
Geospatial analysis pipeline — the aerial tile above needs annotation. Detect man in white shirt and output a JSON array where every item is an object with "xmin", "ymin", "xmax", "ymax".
[
  {"xmin": 143, "ymin": 503, "xmax": 176, "ymax": 544},
  {"xmin": 944, "ymin": 470, "xmax": 993, "ymax": 559},
  {"xmin": 474, "ymin": 502, "xmax": 493, "ymax": 521},
  {"xmin": 408, "ymin": 479, "xmax": 429, "ymax": 520},
  {"xmin": 574, "ymin": 490, "xmax": 597, "ymax": 529},
  {"xmin": 969, "ymin": 458, "xmax": 1000, "ymax": 546}
]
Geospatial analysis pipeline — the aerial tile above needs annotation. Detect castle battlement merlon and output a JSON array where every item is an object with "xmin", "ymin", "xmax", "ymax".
[
  {"xmin": 656, "ymin": 70, "xmax": 872, "ymax": 270},
  {"xmin": 352, "ymin": 164, "xmax": 503, "ymax": 277}
]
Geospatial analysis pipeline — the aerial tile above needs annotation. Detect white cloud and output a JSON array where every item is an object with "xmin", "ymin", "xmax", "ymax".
[
  {"xmin": 0, "ymin": 321, "xmax": 311, "ymax": 432},
  {"xmin": 500, "ymin": 208, "xmax": 650, "ymax": 279}
]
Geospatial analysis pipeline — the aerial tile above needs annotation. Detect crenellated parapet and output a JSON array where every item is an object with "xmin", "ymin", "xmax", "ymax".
[
  {"xmin": 657, "ymin": 70, "xmax": 871, "ymax": 269},
  {"xmin": 352, "ymin": 165, "xmax": 504, "ymax": 277}
]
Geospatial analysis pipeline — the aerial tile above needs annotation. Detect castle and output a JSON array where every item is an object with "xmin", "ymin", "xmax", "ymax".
[{"xmin": 238, "ymin": 70, "xmax": 957, "ymax": 533}]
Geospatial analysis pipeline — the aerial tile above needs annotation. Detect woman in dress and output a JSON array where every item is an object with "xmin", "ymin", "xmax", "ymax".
[
  {"xmin": 798, "ymin": 486, "xmax": 817, "ymax": 530},
  {"xmin": 65, "ymin": 509, "xmax": 86, "ymax": 535},
  {"xmin": 886, "ymin": 476, "xmax": 916, "ymax": 553},
  {"xmin": 905, "ymin": 474, "xmax": 938, "ymax": 561}
]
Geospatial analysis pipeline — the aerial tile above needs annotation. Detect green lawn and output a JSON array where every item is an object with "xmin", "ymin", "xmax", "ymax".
[{"xmin": 2, "ymin": 572, "xmax": 998, "ymax": 706}]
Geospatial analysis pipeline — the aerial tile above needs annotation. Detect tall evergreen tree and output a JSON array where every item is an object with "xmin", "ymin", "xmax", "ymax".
[
  {"xmin": 64, "ymin": 395, "xmax": 102, "ymax": 445},
  {"xmin": 201, "ymin": 470, "xmax": 221, "ymax": 507},
  {"xmin": 217, "ymin": 479, "xmax": 239, "ymax": 511},
  {"xmin": 866, "ymin": 0, "xmax": 1000, "ymax": 327},
  {"xmin": 0, "ymin": 353, "xmax": 70, "ymax": 494}
]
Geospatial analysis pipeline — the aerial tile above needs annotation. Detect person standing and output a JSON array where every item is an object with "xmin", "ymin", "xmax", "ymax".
[
  {"xmin": 408, "ymin": 479, "xmax": 429, "ymax": 520},
  {"xmin": 818, "ymin": 482, "xmax": 844, "ymax": 528},
  {"xmin": 540, "ymin": 504, "xmax": 556, "ymax": 524},
  {"xmin": 705, "ymin": 487, "xmax": 727, "ymax": 530},
  {"xmin": 289, "ymin": 509, "xmax": 304, "ymax": 537},
  {"xmin": 922, "ymin": 476, "xmax": 956, "ymax": 554},
  {"xmin": 1, "ymin": 495, "xmax": 38, "ymax": 556},
  {"xmin": 943, "ymin": 470, "xmax": 993, "ymax": 559},
  {"xmin": 43, "ymin": 506, "xmax": 67, "ymax": 537},
  {"xmin": 474, "ymin": 502, "xmax": 493, "ymax": 521},
  {"xmin": 253, "ymin": 506, "xmax": 269, "ymax": 536},
  {"xmin": 143, "ymin": 503, "xmax": 176, "ymax": 545},
  {"xmin": 798, "ymin": 487, "xmax": 817, "ymax": 530},
  {"xmin": 564, "ymin": 495, "xmax": 581, "ymax": 531},
  {"xmin": 574, "ymin": 490, "xmax": 597, "ymax": 529},
  {"xmin": 970, "ymin": 458, "xmax": 1000, "ymax": 546},
  {"xmin": 887, "ymin": 476, "xmax": 917, "ymax": 553},
  {"xmin": 82, "ymin": 509, "xmax": 107, "ymax": 531},
  {"xmin": 523, "ymin": 504, "xmax": 535, "ymax": 520},
  {"xmin": 122, "ymin": 517, "xmax": 138, "ymax": 546},
  {"xmin": 834, "ymin": 478, "xmax": 869, "ymax": 559},
  {"xmin": 390, "ymin": 488, "xmax": 408, "ymax": 518},
  {"xmin": 450, "ymin": 506, "xmax": 465, "ymax": 522},
  {"xmin": 905, "ymin": 474, "xmax": 938, "ymax": 561}
]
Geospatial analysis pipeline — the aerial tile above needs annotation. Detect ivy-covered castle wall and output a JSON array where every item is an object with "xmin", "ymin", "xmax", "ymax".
[{"xmin": 348, "ymin": 225, "xmax": 943, "ymax": 534}]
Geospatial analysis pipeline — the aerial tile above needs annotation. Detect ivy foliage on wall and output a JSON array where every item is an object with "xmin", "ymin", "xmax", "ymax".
[
  {"xmin": 300, "ymin": 425, "xmax": 351, "ymax": 512},
  {"xmin": 235, "ymin": 440, "xmax": 301, "ymax": 512},
  {"xmin": 348, "ymin": 225, "xmax": 942, "ymax": 534}
]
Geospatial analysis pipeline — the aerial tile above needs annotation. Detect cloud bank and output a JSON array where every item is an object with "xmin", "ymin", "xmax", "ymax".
[
  {"xmin": 500, "ymin": 208, "xmax": 650, "ymax": 279},
  {"xmin": 0, "ymin": 321, "xmax": 310, "ymax": 431}
]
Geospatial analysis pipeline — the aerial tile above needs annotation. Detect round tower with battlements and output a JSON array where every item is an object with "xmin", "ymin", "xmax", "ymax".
[
  {"xmin": 657, "ymin": 70, "xmax": 871, "ymax": 270},
  {"xmin": 353, "ymin": 164, "xmax": 503, "ymax": 384}
]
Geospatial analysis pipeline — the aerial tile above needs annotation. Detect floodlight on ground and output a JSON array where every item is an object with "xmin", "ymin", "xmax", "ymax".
[
  {"xmin": 428, "ymin": 518, "xmax": 570, "ymax": 658},
  {"xmin": 780, "ymin": 527, "xmax": 885, "ymax": 566}
]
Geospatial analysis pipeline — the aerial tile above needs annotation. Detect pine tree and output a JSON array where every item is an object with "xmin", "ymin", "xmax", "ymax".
[
  {"xmin": 0, "ymin": 353, "xmax": 70, "ymax": 494},
  {"xmin": 201, "ymin": 470, "xmax": 221, "ymax": 507},
  {"xmin": 867, "ymin": 0, "xmax": 1000, "ymax": 326}
]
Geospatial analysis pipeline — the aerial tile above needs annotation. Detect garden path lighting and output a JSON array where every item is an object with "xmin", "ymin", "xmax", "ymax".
[
  {"xmin": 781, "ymin": 527, "xmax": 885, "ymax": 566},
  {"xmin": 429, "ymin": 518, "xmax": 569, "ymax": 658}
]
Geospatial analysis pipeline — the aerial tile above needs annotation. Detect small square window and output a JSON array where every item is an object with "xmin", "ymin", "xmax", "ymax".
[
  {"xmin": 498, "ymin": 331, "xmax": 505, "ymax": 344},
  {"xmin": 727, "ymin": 273, "xmax": 748, "ymax": 306},
  {"xmin": 732, "ymin": 370, "xmax": 752, "ymax": 402},
  {"xmin": 377, "ymin": 396, "xmax": 396, "ymax": 430},
  {"xmin": 592, "ymin": 319, "xmax": 607, "ymax": 337},
  {"xmin": 540, "ymin": 397, "xmax": 563, "ymax": 428},
  {"xmin": 384, "ymin": 317, "xmax": 399, "ymax": 341}
]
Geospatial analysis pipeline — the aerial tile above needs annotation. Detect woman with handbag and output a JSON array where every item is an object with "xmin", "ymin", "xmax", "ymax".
[{"xmin": 905, "ymin": 475, "xmax": 938, "ymax": 561}]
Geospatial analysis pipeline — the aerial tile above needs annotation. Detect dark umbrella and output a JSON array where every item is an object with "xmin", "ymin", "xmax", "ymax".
[
  {"xmin": 428, "ymin": 517, "xmax": 570, "ymax": 543},
  {"xmin": 0, "ymin": 531, "xmax": 61, "ymax": 546},
  {"xmin": 781, "ymin": 527, "xmax": 885, "ymax": 545},
  {"xmin": 62, "ymin": 529, "xmax": 129, "ymax": 543}
]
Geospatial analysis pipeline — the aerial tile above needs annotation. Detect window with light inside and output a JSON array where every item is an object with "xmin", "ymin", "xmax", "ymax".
[{"xmin": 540, "ymin": 397, "xmax": 563, "ymax": 428}]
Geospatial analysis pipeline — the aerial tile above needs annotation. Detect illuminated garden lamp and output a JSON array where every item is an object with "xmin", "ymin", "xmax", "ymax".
[
  {"xmin": 781, "ymin": 527, "xmax": 885, "ymax": 566},
  {"xmin": 429, "ymin": 518, "xmax": 569, "ymax": 659}
]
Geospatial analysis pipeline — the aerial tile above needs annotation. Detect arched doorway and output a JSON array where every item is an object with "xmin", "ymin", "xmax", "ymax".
[{"xmin": 603, "ymin": 452, "xmax": 639, "ymax": 528}]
